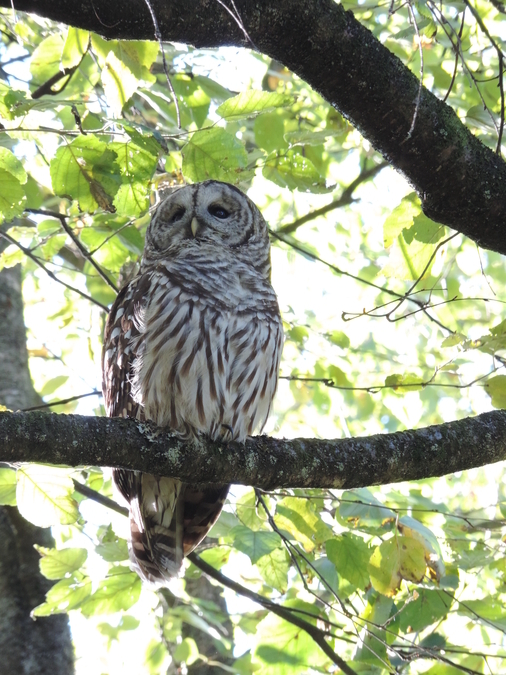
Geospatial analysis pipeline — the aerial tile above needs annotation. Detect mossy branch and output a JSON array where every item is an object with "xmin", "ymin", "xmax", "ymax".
[{"xmin": 1, "ymin": 410, "xmax": 506, "ymax": 488}]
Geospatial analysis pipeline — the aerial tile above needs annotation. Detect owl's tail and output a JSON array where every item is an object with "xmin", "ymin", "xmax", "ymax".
[{"xmin": 114, "ymin": 469, "xmax": 228, "ymax": 585}]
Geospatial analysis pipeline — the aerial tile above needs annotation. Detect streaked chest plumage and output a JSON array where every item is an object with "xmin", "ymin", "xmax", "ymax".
[{"xmin": 131, "ymin": 253, "xmax": 283, "ymax": 441}]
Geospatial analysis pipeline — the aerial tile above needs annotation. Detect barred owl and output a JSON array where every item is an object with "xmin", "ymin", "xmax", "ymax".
[{"xmin": 102, "ymin": 180, "xmax": 283, "ymax": 585}]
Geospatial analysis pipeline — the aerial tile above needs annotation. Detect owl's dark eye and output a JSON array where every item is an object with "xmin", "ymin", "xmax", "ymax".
[
  {"xmin": 170, "ymin": 206, "xmax": 185, "ymax": 223},
  {"xmin": 208, "ymin": 204, "xmax": 230, "ymax": 219}
]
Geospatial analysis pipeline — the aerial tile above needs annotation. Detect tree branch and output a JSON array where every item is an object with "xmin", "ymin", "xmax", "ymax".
[
  {"xmin": 277, "ymin": 161, "xmax": 388, "ymax": 236},
  {"xmin": 2, "ymin": 410, "xmax": 506, "ymax": 489},
  {"xmin": 2, "ymin": 0, "xmax": 506, "ymax": 254},
  {"xmin": 187, "ymin": 552, "xmax": 358, "ymax": 675}
]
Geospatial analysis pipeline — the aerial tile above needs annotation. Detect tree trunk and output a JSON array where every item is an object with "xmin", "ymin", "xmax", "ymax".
[{"xmin": 0, "ymin": 264, "xmax": 74, "ymax": 675}]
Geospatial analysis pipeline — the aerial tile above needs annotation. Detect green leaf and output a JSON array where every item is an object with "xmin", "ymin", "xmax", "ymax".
[
  {"xmin": 81, "ymin": 568, "xmax": 141, "ymax": 615},
  {"xmin": 368, "ymin": 535, "xmax": 426, "ymax": 596},
  {"xmin": 0, "ymin": 467, "xmax": 17, "ymax": 505},
  {"xmin": 39, "ymin": 375, "xmax": 69, "ymax": 397},
  {"xmin": 50, "ymin": 135, "xmax": 119, "ymax": 213},
  {"xmin": 326, "ymin": 534, "xmax": 370, "ymax": 589},
  {"xmin": 32, "ymin": 576, "xmax": 92, "ymax": 616},
  {"xmin": 198, "ymin": 546, "xmax": 230, "ymax": 570},
  {"xmin": 0, "ymin": 82, "xmax": 28, "ymax": 120},
  {"xmin": 97, "ymin": 615, "xmax": 140, "ymax": 643},
  {"xmin": 254, "ymin": 111, "xmax": 287, "ymax": 153},
  {"xmin": 236, "ymin": 488, "xmax": 266, "ymax": 531},
  {"xmin": 256, "ymin": 548, "xmax": 290, "ymax": 593},
  {"xmin": 398, "ymin": 516, "xmax": 445, "ymax": 581},
  {"xmin": 328, "ymin": 330, "xmax": 350, "ymax": 349},
  {"xmin": 0, "ymin": 169, "xmax": 26, "ymax": 223},
  {"xmin": 0, "ymin": 245, "xmax": 25, "ymax": 270},
  {"xmin": 253, "ymin": 600, "xmax": 328, "ymax": 674},
  {"xmin": 61, "ymin": 27, "xmax": 89, "ymax": 68},
  {"xmin": 399, "ymin": 589, "xmax": 453, "ymax": 632},
  {"xmin": 466, "ymin": 105, "xmax": 497, "ymax": 132},
  {"xmin": 284, "ymin": 128, "xmax": 340, "ymax": 147},
  {"xmin": 410, "ymin": 213, "xmax": 446, "ymax": 244},
  {"xmin": 95, "ymin": 538, "xmax": 129, "ymax": 562},
  {"xmin": 0, "ymin": 146, "xmax": 28, "ymax": 184},
  {"xmin": 441, "ymin": 333, "xmax": 465, "ymax": 347},
  {"xmin": 231, "ymin": 526, "xmax": 280, "ymax": 563},
  {"xmin": 385, "ymin": 372, "xmax": 424, "ymax": 391},
  {"xmin": 263, "ymin": 150, "xmax": 333, "ymax": 193},
  {"xmin": 16, "ymin": 464, "xmax": 79, "ymax": 527},
  {"xmin": 30, "ymin": 33, "xmax": 65, "ymax": 84},
  {"xmin": 91, "ymin": 36, "xmax": 158, "ymax": 116},
  {"xmin": 339, "ymin": 488, "xmax": 396, "ymax": 527},
  {"xmin": 36, "ymin": 546, "xmax": 88, "ymax": 580},
  {"xmin": 354, "ymin": 593, "xmax": 393, "ymax": 668},
  {"xmin": 275, "ymin": 496, "xmax": 332, "ymax": 552},
  {"xmin": 182, "ymin": 128, "xmax": 249, "ymax": 183},
  {"xmin": 174, "ymin": 637, "xmax": 199, "ymax": 666},
  {"xmin": 217, "ymin": 91, "xmax": 293, "ymax": 119},
  {"xmin": 383, "ymin": 195, "xmax": 419, "ymax": 248},
  {"xmin": 113, "ymin": 182, "xmax": 149, "ymax": 216},
  {"xmin": 486, "ymin": 375, "xmax": 506, "ymax": 409}
]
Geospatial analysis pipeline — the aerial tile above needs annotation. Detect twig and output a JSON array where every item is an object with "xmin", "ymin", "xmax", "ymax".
[
  {"xmin": 282, "ymin": 366, "xmax": 503, "ymax": 393},
  {"xmin": 188, "ymin": 552, "xmax": 359, "ymax": 675},
  {"xmin": 21, "ymin": 390, "xmax": 102, "ymax": 412},
  {"xmin": 443, "ymin": 9, "xmax": 466, "ymax": 103},
  {"xmin": 31, "ymin": 65, "xmax": 78, "ymax": 99},
  {"xmin": 277, "ymin": 161, "xmax": 388, "ymax": 235},
  {"xmin": 25, "ymin": 209, "xmax": 119, "ymax": 292},
  {"xmin": 269, "ymin": 229, "xmax": 453, "ymax": 333},
  {"xmin": 142, "ymin": 0, "xmax": 181, "ymax": 128},
  {"xmin": 405, "ymin": 1, "xmax": 424, "ymax": 139},
  {"xmin": 73, "ymin": 479, "xmax": 128, "ymax": 516},
  {"xmin": 0, "ymin": 231, "xmax": 109, "ymax": 312}
]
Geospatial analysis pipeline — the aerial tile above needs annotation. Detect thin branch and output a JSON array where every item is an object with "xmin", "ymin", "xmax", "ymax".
[
  {"xmin": 141, "ymin": 0, "xmax": 181, "ymax": 128},
  {"xmin": 282, "ymin": 365, "xmax": 503, "ymax": 393},
  {"xmin": 31, "ymin": 65, "xmax": 78, "ymax": 99},
  {"xmin": 462, "ymin": 0, "xmax": 505, "ymax": 153},
  {"xmin": 25, "ymin": 209, "xmax": 119, "ymax": 293},
  {"xmin": 0, "ymin": 231, "xmax": 109, "ymax": 312},
  {"xmin": 188, "ymin": 552, "xmax": 359, "ymax": 675},
  {"xmin": 21, "ymin": 390, "xmax": 102, "ymax": 412},
  {"xmin": 276, "ymin": 161, "xmax": 388, "ymax": 235},
  {"xmin": 443, "ymin": 9, "xmax": 466, "ymax": 103},
  {"xmin": 405, "ymin": 1, "xmax": 424, "ymax": 139},
  {"xmin": 73, "ymin": 479, "xmax": 128, "ymax": 516},
  {"xmin": 270, "ymin": 229, "xmax": 453, "ymax": 333}
]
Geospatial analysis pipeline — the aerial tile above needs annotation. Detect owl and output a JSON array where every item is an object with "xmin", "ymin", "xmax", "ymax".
[{"xmin": 102, "ymin": 180, "xmax": 283, "ymax": 585}]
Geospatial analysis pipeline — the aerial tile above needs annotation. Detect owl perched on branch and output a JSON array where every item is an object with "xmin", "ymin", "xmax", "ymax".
[{"xmin": 102, "ymin": 180, "xmax": 283, "ymax": 585}]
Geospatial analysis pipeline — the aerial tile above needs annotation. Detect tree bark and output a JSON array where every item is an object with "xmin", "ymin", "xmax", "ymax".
[
  {"xmin": 0, "ymin": 266, "xmax": 74, "ymax": 675},
  {"xmin": 2, "ymin": 0, "xmax": 506, "ymax": 254},
  {"xmin": 2, "ymin": 408, "xmax": 506, "ymax": 490}
]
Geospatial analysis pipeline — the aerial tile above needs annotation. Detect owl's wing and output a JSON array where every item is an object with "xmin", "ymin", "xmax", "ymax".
[{"xmin": 102, "ymin": 275, "xmax": 147, "ymax": 508}]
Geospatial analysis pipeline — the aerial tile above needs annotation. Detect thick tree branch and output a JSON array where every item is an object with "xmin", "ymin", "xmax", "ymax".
[
  {"xmin": 2, "ymin": 410, "xmax": 506, "ymax": 488},
  {"xmin": 2, "ymin": 0, "xmax": 506, "ymax": 254}
]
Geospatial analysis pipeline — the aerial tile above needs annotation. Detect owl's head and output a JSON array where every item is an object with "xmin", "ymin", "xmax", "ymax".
[{"xmin": 142, "ymin": 180, "xmax": 271, "ymax": 278}]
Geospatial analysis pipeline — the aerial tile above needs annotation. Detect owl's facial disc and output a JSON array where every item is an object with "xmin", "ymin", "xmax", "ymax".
[{"xmin": 144, "ymin": 181, "xmax": 267, "ymax": 263}]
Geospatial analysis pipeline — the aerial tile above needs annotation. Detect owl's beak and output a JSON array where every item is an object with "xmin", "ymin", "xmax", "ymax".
[{"xmin": 190, "ymin": 217, "xmax": 199, "ymax": 238}]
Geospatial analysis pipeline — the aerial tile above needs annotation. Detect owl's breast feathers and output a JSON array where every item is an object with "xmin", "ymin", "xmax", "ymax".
[{"xmin": 134, "ymin": 252, "xmax": 283, "ymax": 440}]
